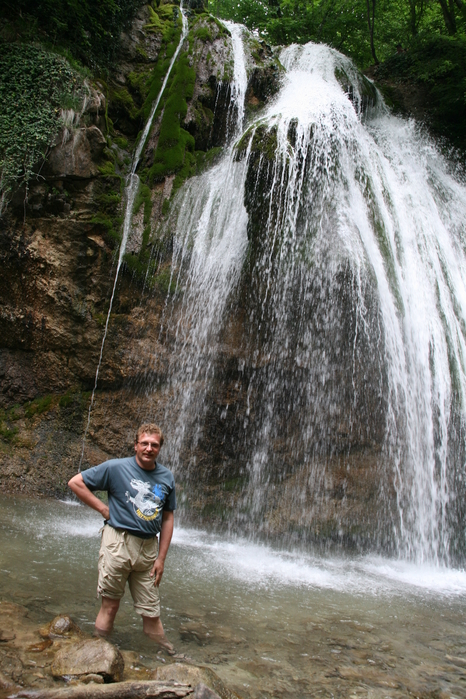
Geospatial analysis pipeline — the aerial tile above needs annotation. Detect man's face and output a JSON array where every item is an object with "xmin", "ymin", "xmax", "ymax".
[{"xmin": 134, "ymin": 432, "xmax": 162, "ymax": 470}]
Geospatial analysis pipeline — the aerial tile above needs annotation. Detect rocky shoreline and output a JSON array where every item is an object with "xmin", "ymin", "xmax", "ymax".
[{"xmin": 0, "ymin": 604, "xmax": 241, "ymax": 699}]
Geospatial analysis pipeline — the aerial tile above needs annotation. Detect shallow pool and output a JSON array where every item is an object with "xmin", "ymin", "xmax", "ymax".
[{"xmin": 1, "ymin": 494, "xmax": 465, "ymax": 698}]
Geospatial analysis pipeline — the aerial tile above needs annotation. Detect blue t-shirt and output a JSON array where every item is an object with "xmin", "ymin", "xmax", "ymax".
[{"xmin": 81, "ymin": 456, "xmax": 176, "ymax": 538}]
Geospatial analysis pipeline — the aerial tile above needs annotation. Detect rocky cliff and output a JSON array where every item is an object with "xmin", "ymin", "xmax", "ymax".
[{"xmin": 0, "ymin": 3, "xmax": 281, "ymax": 499}]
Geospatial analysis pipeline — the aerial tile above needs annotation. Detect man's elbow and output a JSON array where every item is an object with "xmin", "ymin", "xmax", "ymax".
[{"xmin": 68, "ymin": 474, "xmax": 82, "ymax": 491}]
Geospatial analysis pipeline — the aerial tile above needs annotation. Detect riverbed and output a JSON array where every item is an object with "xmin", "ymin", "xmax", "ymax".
[{"xmin": 1, "ymin": 494, "xmax": 465, "ymax": 698}]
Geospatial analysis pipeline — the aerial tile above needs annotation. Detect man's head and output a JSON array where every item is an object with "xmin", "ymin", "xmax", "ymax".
[
  {"xmin": 135, "ymin": 424, "xmax": 164, "ymax": 446},
  {"xmin": 134, "ymin": 424, "xmax": 164, "ymax": 470}
]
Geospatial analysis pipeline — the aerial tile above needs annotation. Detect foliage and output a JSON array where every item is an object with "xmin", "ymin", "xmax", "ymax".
[
  {"xmin": 376, "ymin": 34, "xmax": 466, "ymax": 147},
  {"xmin": 208, "ymin": 0, "xmax": 466, "ymax": 68},
  {"xmin": 208, "ymin": 0, "xmax": 466, "ymax": 148},
  {"xmin": 0, "ymin": 43, "xmax": 84, "ymax": 211},
  {"xmin": 0, "ymin": 0, "xmax": 145, "ymax": 68}
]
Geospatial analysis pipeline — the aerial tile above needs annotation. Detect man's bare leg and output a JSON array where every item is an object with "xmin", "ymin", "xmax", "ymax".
[
  {"xmin": 142, "ymin": 616, "xmax": 175, "ymax": 653},
  {"xmin": 95, "ymin": 597, "xmax": 120, "ymax": 636}
]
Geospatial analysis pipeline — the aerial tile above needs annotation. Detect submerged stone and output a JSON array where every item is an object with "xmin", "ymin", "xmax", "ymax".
[
  {"xmin": 40, "ymin": 615, "xmax": 83, "ymax": 639},
  {"xmin": 153, "ymin": 663, "xmax": 241, "ymax": 699}
]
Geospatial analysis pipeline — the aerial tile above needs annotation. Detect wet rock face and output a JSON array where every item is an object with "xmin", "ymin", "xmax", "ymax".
[
  {"xmin": 45, "ymin": 126, "xmax": 107, "ymax": 180},
  {"xmin": 183, "ymin": 19, "xmax": 236, "ymax": 151},
  {"xmin": 0, "ymin": 5, "xmax": 277, "ymax": 415},
  {"xmin": 244, "ymin": 38, "xmax": 282, "ymax": 110}
]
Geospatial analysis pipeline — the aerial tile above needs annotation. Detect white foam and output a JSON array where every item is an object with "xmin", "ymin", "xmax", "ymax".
[{"xmin": 173, "ymin": 527, "xmax": 466, "ymax": 597}]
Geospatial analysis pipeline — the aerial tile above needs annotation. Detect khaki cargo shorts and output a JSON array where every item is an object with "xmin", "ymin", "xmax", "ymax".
[{"xmin": 97, "ymin": 524, "xmax": 160, "ymax": 617}]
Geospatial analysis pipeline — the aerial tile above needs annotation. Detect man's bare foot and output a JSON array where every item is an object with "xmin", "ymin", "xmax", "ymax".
[
  {"xmin": 94, "ymin": 626, "xmax": 112, "ymax": 638},
  {"xmin": 147, "ymin": 632, "xmax": 176, "ymax": 655}
]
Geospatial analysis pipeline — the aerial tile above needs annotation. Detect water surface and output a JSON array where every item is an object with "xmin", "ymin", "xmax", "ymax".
[{"xmin": 1, "ymin": 494, "xmax": 465, "ymax": 698}]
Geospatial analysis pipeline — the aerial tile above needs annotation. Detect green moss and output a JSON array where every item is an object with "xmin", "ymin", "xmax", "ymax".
[
  {"xmin": 24, "ymin": 395, "xmax": 53, "ymax": 418},
  {"xmin": 108, "ymin": 85, "xmax": 139, "ymax": 121},
  {"xmin": 194, "ymin": 146, "xmax": 223, "ymax": 173},
  {"xmin": 194, "ymin": 26, "xmax": 212, "ymax": 42},
  {"xmin": 98, "ymin": 192, "xmax": 121, "ymax": 206},
  {"xmin": 0, "ymin": 424, "xmax": 18, "ymax": 443},
  {"xmin": 145, "ymin": 5, "xmax": 165, "ymax": 31},
  {"xmin": 7, "ymin": 405, "xmax": 22, "ymax": 422},
  {"xmin": 98, "ymin": 161, "xmax": 117, "ymax": 177},
  {"xmin": 210, "ymin": 16, "xmax": 231, "ymax": 36},
  {"xmin": 58, "ymin": 391, "xmax": 73, "ymax": 408},
  {"xmin": 240, "ymin": 123, "xmax": 277, "ymax": 162},
  {"xmin": 142, "ymin": 22, "xmax": 182, "ymax": 121},
  {"xmin": 148, "ymin": 49, "xmax": 196, "ymax": 186},
  {"xmin": 91, "ymin": 213, "xmax": 114, "ymax": 231},
  {"xmin": 154, "ymin": 266, "xmax": 178, "ymax": 294},
  {"xmin": 114, "ymin": 136, "xmax": 129, "ymax": 149},
  {"xmin": 235, "ymin": 124, "xmax": 255, "ymax": 155},
  {"xmin": 133, "ymin": 183, "xmax": 153, "ymax": 227}
]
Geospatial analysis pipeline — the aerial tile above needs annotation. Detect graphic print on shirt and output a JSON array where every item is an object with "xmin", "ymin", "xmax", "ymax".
[{"xmin": 125, "ymin": 479, "xmax": 166, "ymax": 521}]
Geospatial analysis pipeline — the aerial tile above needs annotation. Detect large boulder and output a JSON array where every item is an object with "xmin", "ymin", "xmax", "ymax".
[{"xmin": 51, "ymin": 638, "xmax": 124, "ymax": 682}]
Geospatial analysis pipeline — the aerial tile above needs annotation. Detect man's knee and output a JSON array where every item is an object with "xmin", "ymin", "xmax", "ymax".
[{"xmin": 101, "ymin": 596, "xmax": 120, "ymax": 617}]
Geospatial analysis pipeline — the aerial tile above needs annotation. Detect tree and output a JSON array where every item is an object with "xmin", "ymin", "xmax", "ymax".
[
  {"xmin": 366, "ymin": 0, "xmax": 379, "ymax": 62},
  {"xmin": 437, "ymin": 0, "xmax": 458, "ymax": 32}
]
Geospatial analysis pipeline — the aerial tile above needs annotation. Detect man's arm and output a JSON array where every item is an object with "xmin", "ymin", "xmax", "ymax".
[
  {"xmin": 150, "ymin": 509, "xmax": 174, "ymax": 586},
  {"xmin": 68, "ymin": 473, "xmax": 110, "ymax": 520}
]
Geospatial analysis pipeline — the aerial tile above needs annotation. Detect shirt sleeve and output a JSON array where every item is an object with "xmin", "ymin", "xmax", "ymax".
[
  {"xmin": 81, "ymin": 461, "xmax": 112, "ymax": 491},
  {"xmin": 165, "ymin": 476, "xmax": 177, "ymax": 511}
]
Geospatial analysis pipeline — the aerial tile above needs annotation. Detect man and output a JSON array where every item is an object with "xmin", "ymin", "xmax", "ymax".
[{"xmin": 68, "ymin": 423, "xmax": 175, "ymax": 651}]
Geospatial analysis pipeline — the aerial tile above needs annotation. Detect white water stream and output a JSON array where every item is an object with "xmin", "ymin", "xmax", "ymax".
[{"xmin": 155, "ymin": 22, "xmax": 249, "ymax": 468}]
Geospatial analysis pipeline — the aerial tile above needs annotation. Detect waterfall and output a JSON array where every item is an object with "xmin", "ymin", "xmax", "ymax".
[
  {"xmin": 154, "ymin": 32, "xmax": 466, "ymax": 564},
  {"xmin": 155, "ymin": 22, "xmax": 249, "ymax": 476},
  {"xmin": 79, "ymin": 4, "xmax": 189, "ymax": 469}
]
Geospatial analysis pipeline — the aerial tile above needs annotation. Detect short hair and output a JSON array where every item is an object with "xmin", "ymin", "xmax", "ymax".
[{"xmin": 135, "ymin": 424, "xmax": 164, "ymax": 446}]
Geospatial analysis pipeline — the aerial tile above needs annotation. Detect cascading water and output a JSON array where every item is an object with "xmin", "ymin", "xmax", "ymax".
[
  {"xmin": 154, "ymin": 22, "xmax": 249, "ymax": 472},
  {"xmin": 155, "ymin": 31, "xmax": 466, "ymax": 565},
  {"xmin": 79, "ymin": 5, "xmax": 189, "ymax": 468}
]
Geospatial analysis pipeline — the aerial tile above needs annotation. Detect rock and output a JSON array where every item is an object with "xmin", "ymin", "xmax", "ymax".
[
  {"xmin": 80, "ymin": 673, "xmax": 105, "ymax": 684},
  {"xmin": 446, "ymin": 654, "xmax": 466, "ymax": 667},
  {"xmin": 0, "ymin": 668, "xmax": 19, "ymax": 690},
  {"xmin": 153, "ymin": 663, "xmax": 241, "ymax": 699},
  {"xmin": 51, "ymin": 638, "xmax": 124, "ymax": 682},
  {"xmin": 178, "ymin": 623, "xmax": 211, "ymax": 645},
  {"xmin": 46, "ymin": 126, "xmax": 106, "ymax": 179},
  {"xmin": 193, "ymin": 684, "xmax": 221, "ymax": 699},
  {"xmin": 27, "ymin": 640, "xmax": 53, "ymax": 653},
  {"xmin": 39, "ymin": 615, "xmax": 82, "ymax": 639},
  {"xmin": 0, "ymin": 602, "xmax": 28, "ymax": 618},
  {"xmin": 0, "ymin": 630, "xmax": 15, "ymax": 642},
  {"xmin": 12, "ymin": 681, "xmax": 193, "ymax": 699}
]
